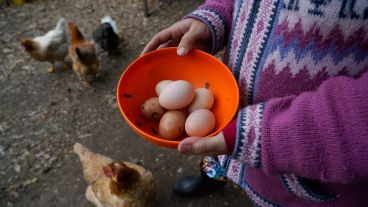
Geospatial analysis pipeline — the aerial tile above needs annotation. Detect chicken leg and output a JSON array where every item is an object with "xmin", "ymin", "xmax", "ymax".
[{"xmin": 48, "ymin": 62, "xmax": 56, "ymax": 73}]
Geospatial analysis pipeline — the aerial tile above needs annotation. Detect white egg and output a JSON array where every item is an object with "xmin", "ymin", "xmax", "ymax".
[
  {"xmin": 185, "ymin": 109, "xmax": 216, "ymax": 137},
  {"xmin": 159, "ymin": 80, "xmax": 195, "ymax": 110},
  {"xmin": 188, "ymin": 88, "xmax": 214, "ymax": 113},
  {"xmin": 155, "ymin": 80, "xmax": 173, "ymax": 96}
]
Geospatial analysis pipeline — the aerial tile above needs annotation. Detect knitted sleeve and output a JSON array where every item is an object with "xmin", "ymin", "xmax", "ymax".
[
  {"xmin": 227, "ymin": 71, "xmax": 368, "ymax": 183},
  {"xmin": 185, "ymin": 0, "xmax": 234, "ymax": 54}
]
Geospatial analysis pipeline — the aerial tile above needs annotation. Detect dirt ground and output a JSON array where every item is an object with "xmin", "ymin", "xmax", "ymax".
[{"xmin": 0, "ymin": 0, "xmax": 250, "ymax": 206}]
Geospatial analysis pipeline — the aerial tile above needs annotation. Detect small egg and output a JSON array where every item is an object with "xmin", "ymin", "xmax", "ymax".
[
  {"xmin": 155, "ymin": 80, "xmax": 173, "ymax": 96},
  {"xmin": 185, "ymin": 109, "xmax": 216, "ymax": 137},
  {"xmin": 140, "ymin": 97, "xmax": 165, "ymax": 121},
  {"xmin": 159, "ymin": 111, "xmax": 186, "ymax": 140},
  {"xmin": 188, "ymin": 88, "xmax": 214, "ymax": 113},
  {"xmin": 159, "ymin": 80, "xmax": 195, "ymax": 110}
]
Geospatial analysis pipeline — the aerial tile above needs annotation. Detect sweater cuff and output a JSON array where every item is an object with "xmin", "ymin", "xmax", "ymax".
[
  {"xmin": 222, "ymin": 117, "xmax": 237, "ymax": 154},
  {"xmin": 232, "ymin": 103, "xmax": 265, "ymax": 168},
  {"xmin": 185, "ymin": 8, "xmax": 226, "ymax": 54}
]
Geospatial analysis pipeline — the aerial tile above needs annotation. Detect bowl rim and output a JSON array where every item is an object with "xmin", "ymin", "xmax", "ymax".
[{"xmin": 116, "ymin": 47, "xmax": 239, "ymax": 148}]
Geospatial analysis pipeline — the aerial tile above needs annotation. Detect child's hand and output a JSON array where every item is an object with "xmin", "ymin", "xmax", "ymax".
[
  {"xmin": 141, "ymin": 18, "xmax": 212, "ymax": 56},
  {"xmin": 177, "ymin": 132, "xmax": 227, "ymax": 156}
]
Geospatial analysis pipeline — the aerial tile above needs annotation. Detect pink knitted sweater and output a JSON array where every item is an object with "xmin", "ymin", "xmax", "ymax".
[{"xmin": 187, "ymin": 0, "xmax": 368, "ymax": 206}]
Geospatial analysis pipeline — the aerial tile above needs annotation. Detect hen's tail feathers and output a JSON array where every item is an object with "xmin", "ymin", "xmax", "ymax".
[
  {"xmin": 73, "ymin": 142, "xmax": 89, "ymax": 158},
  {"xmin": 73, "ymin": 143, "xmax": 113, "ymax": 184},
  {"xmin": 55, "ymin": 18, "xmax": 66, "ymax": 32},
  {"xmin": 101, "ymin": 15, "xmax": 118, "ymax": 34},
  {"xmin": 68, "ymin": 22, "xmax": 86, "ymax": 44}
]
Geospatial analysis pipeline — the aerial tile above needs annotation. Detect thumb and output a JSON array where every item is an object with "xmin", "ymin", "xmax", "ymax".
[
  {"xmin": 177, "ymin": 27, "xmax": 201, "ymax": 56},
  {"xmin": 178, "ymin": 133, "xmax": 226, "ymax": 156}
]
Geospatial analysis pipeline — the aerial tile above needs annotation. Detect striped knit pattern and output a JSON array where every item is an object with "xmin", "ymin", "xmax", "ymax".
[
  {"xmin": 237, "ymin": 0, "xmax": 280, "ymax": 105},
  {"xmin": 280, "ymin": 175, "xmax": 340, "ymax": 202},
  {"xmin": 191, "ymin": 0, "xmax": 368, "ymax": 206},
  {"xmin": 233, "ymin": 103, "xmax": 265, "ymax": 168},
  {"xmin": 188, "ymin": 9, "xmax": 226, "ymax": 54},
  {"xmin": 226, "ymin": 0, "xmax": 254, "ymax": 72},
  {"xmin": 218, "ymin": 155, "xmax": 246, "ymax": 185},
  {"xmin": 242, "ymin": 183, "xmax": 284, "ymax": 207},
  {"xmin": 264, "ymin": 18, "xmax": 368, "ymax": 78}
]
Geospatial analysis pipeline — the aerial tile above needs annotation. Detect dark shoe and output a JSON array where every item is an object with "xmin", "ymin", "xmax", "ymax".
[{"xmin": 173, "ymin": 174, "xmax": 226, "ymax": 196}]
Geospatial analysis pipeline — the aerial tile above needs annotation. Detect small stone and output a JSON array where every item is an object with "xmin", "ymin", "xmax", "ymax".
[
  {"xmin": 136, "ymin": 159, "xmax": 144, "ymax": 165},
  {"xmin": 22, "ymin": 178, "xmax": 38, "ymax": 186},
  {"xmin": 2, "ymin": 48, "xmax": 12, "ymax": 53},
  {"xmin": 14, "ymin": 164, "xmax": 21, "ymax": 173},
  {"xmin": 9, "ymin": 191, "xmax": 19, "ymax": 198},
  {"xmin": 176, "ymin": 168, "xmax": 183, "ymax": 174},
  {"xmin": 17, "ymin": 12, "xmax": 26, "ymax": 18},
  {"xmin": 36, "ymin": 151, "xmax": 45, "ymax": 158},
  {"xmin": 44, "ymin": 154, "xmax": 50, "ymax": 160},
  {"xmin": 33, "ymin": 163, "xmax": 41, "ymax": 169},
  {"xmin": 42, "ymin": 166, "xmax": 52, "ymax": 173},
  {"xmin": 0, "ymin": 122, "xmax": 9, "ymax": 134},
  {"xmin": 22, "ymin": 149, "xmax": 30, "ymax": 156},
  {"xmin": 49, "ymin": 101, "xmax": 57, "ymax": 106},
  {"xmin": 48, "ymin": 156, "xmax": 57, "ymax": 165},
  {"xmin": 0, "ymin": 145, "xmax": 4, "ymax": 157},
  {"xmin": 21, "ymin": 65, "xmax": 32, "ymax": 70},
  {"xmin": 30, "ymin": 140, "xmax": 41, "ymax": 147},
  {"xmin": 54, "ymin": 162, "xmax": 63, "ymax": 168}
]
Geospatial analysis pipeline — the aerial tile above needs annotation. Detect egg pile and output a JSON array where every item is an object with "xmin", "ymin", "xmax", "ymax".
[{"xmin": 140, "ymin": 80, "xmax": 215, "ymax": 140}]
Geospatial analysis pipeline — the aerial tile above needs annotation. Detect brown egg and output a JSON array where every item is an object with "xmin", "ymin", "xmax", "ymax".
[
  {"xmin": 159, "ymin": 111, "xmax": 186, "ymax": 140},
  {"xmin": 140, "ymin": 97, "xmax": 165, "ymax": 121},
  {"xmin": 185, "ymin": 109, "xmax": 216, "ymax": 137},
  {"xmin": 188, "ymin": 88, "xmax": 214, "ymax": 113}
]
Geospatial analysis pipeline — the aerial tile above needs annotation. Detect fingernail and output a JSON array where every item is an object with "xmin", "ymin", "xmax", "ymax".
[
  {"xmin": 177, "ymin": 47, "xmax": 186, "ymax": 56},
  {"xmin": 180, "ymin": 144, "xmax": 191, "ymax": 154}
]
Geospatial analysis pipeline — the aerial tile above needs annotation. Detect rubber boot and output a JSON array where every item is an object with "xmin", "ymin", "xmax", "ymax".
[{"xmin": 173, "ymin": 163, "xmax": 226, "ymax": 196}]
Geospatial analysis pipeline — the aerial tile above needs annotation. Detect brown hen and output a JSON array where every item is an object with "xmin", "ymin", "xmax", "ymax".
[
  {"xmin": 74, "ymin": 143, "xmax": 155, "ymax": 207},
  {"xmin": 68, "ymin": 22, "xmax": 99, "ymax": 84}
]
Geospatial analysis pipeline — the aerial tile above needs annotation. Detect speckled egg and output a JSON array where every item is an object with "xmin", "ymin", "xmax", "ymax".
[{"xmin": 140, "ymin": 97, "xmax": 165, "ymax": 121}]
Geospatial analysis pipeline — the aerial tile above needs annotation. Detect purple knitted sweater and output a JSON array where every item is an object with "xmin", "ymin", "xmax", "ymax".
[{"xmin": 187, "ymin": 0, "xmax": 368, "ymax": 206}]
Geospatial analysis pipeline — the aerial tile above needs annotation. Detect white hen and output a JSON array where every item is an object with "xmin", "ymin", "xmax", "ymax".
[{"xmin": 21, "ymin": 18, "xmax": 68, "ymax": 72}]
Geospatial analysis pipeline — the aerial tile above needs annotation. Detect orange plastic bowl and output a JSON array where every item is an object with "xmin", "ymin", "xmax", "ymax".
[{"xmin": 117, "ymin": 48, "xmax": 239, "ymax": 149}]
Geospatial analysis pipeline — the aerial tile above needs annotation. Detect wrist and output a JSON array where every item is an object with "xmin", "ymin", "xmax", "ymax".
[{"xmin": 222, "ymin": 117, "xmax": 237, "ymax": 154}]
